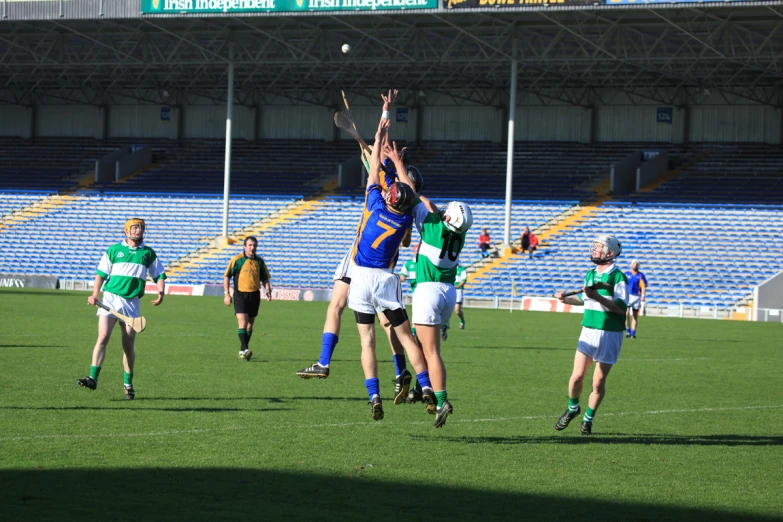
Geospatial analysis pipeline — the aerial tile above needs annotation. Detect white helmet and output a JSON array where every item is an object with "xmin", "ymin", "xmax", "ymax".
[
  {"xmin": 590, "ymin": 235, "xmax": 621, "ymax": 265},
  {"xmin": 443, "ymin": 201, "xmax": 473, "ymax": 233}
]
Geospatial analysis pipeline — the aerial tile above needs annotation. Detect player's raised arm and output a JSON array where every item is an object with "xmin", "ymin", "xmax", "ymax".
[
  {"xmin": 369, "ymin": 116, "xmax": 388, "ymax": 188},
  {"xmin": 383, "ymin": 140, "xmax": 416, "ymax": 193},
  {"xmin": 417, "ymin": 195, "xmax": 439, "ymax": 214},
  {"xmin": 379, "ymin": 89, "xmax": 397, "ymax": 164}
]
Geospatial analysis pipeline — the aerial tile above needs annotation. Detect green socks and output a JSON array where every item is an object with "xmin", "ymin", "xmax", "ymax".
[
  {"xmin": 568, "ymin": 397, "xmax": 579, "ymax": 413},
  {"xmin": 124, "ymin": 372, "xmax": 133, "ymax": 387},
  {"xmin": 584, "ymin": 407, "xmax": 596, "ymax": 423},
  {"xmin": 435, "ymin": 390, "xmax": 448, "ymax": 408},
  {"xmin": 89, "ymin": 365, "xmax": 101, "ymax": 381}
]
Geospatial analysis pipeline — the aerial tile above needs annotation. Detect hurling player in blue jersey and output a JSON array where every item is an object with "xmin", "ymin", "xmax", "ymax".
[
  {"xmin": 297, "ymin": 93, "xmax": 424, "ymax": 407},
  {"xmin": 348, "ymin": 96, "xmax": 432, "ymax": 421},
  {"xmin": 625, "ymin": 260, "xmax": 648, "ymax": 338}
]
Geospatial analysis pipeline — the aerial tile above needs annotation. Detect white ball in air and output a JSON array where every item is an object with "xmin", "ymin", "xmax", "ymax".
[{"xmin": 341, "ymin": 44, "xmax": 352, "ymax": 54}]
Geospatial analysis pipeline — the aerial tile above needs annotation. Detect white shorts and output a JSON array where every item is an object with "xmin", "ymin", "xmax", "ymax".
[
  {"xmin": 412, "ymin": 282, "xmax": 456, "ymax": 326},
  {"xmin": 96, "ymin": 292, "xmax": 140, "ymax": 322},
  {"xmin": 628, "ymin": 294, "xmax": 642, "ymax": 311},
  {"xmin": 333, "ymin": 248, "xmax": 355, "ymax": 281},
  {"xmin": 455, "ymin": 288, "xmax": 464, "ymax": 304},
  {"xmin": 347, "ymin": 265, "xmax": 403, "ymax": 315},
  {"xmin": 576, "ymin": 327, "xmax": 623, "ymax": 365}
]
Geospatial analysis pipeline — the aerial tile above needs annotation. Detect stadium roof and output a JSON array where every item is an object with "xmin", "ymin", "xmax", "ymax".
[{"xmin": 1, "ymin": 1, "xmax": 783, "ymax": 107}]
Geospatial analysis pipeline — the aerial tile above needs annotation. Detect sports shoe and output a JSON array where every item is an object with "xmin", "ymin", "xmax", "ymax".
[
  {"xmin": 554, "ymin": 406, "xmax": 581, "ymax": 431},
  {"xmin": 421, "ymin": 387, "xmax": 437, "ymax": 415},
  {"xmin": 405, "ymin": 386, "xmax": 423, "ymax": 404},
  {"xmin": 580, "ymin": 420, "xmax": 592, "ymax": 435},
  {"xmin": 434, "ymin": 400, "xmax": 453, "ymax": 428},
  {"xmin": 392, "ymin": 369, "xmax": 412, "ymax": 405},
  {"xmin": 441, "ymin": 325, "xmax": 448, "ymax": 342},
  {"xmin": 238, "ymin": 349, "xmax": 253, "ymax": 361},
  {"xmin": 124, "ymin": 385, "xmax": 135, "ymax": 401},
  {"xmin": 296, "ymin": 362, "xmax": 330, "ymax": 379},
  {"xmin": 370, "ymin": 395, "xmax": 384, "ymax": 421},
  {"xmin": 77, "ymin": 376, "xmax": 97, "ymax": 390},
  {"xmin": 625, "ymin": 332, "xmax": 632, "ymax": 338},
  {"xmin": 459, "ymin": 322, "xmax": 465, "ymax": 330}
]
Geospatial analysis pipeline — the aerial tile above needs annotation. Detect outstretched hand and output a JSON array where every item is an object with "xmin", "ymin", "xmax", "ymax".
[
  {"xmin": 382, "ymin": 141, "xmax": 406, "ymax": 163},
  {"xmin": 381, "ymin": 89, "xmax": 399, "ymax": 109}
]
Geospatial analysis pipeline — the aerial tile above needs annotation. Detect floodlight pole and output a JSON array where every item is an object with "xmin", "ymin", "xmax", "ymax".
[
  {"xmin": 503, "ymin": 40, "xmax": 518, "ymax": 249},
  {"xmin": 221, "ymin": 43, "xmax": 235, "ymax": 241}
]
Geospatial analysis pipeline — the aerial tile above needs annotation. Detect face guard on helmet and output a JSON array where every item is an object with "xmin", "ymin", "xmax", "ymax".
[
  {"xmin": 405, "ymin": 165, "xmax": 424, "ymax": 194},
  {"xmin": 124, "ymin": 218, "xmax": 146, "ymax": 242},
  {"xmin": 442, "ymin": 201, "xmax": 473, "ymax": 233},
  {"xmin": 590, "ymin": 235, "xmax": 621, "ymax": 265},
  {"xmin": 385, "ymin": 182, "xmax": 416, "ymax": 214}
]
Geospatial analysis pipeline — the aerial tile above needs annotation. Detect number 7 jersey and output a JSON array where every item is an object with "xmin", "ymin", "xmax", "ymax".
[
  {"xmin": 352, "ymin": 184, "xmax": 414, "ymax": 269},
  {"xmin": 412, "ymin": 202, "xmax": 466, "ymax": 284}
]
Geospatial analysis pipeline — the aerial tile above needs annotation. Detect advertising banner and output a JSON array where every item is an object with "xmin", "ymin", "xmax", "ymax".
[
  {"xmin": 0, "ymin": 274, "xmax": 59, "ymax": 289},
  {"xmin": 144, "ymin": 283, "xmax": 206, "ymax": 296},
  {"xmin": 520, "ymin": 297, "xmax": 583, "ymax": 314},
  {"xmin": 606, "ymin": 0, "xmax": 751, "ymax": 4},
  {"xmin": 443, "ymin": 0, "xmax": 586, "ymax": 9},
  {"xmin": 202, "ymin": 285, "xmax": 333, "ymax": 301},
  {"xmin": 141, "ymin": 0, "xmax": 437, "ymax": 14}
]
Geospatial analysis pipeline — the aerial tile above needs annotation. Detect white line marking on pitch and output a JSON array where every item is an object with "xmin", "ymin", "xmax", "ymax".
[{"xmin": 1, "ymin": 405, "xmax": 780, "ymax": 442}]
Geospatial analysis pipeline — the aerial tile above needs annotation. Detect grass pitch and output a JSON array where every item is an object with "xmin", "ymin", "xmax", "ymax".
[{"xmin": 0, "ymin": 288, "xmax": 781, "ymax": 521}]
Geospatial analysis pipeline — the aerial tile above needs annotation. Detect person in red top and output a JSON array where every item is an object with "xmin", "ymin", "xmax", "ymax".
[
  {"xmin": 520, "ymin": 226, "xmax": 539, "ymax": 256},
  {"xmin": 478, "ymin": 228, "xmax": 491, "ymax": 258}
]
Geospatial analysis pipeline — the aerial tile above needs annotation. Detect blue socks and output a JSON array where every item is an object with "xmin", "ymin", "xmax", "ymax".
[
  {"xmin": 318, "ymin": 333, "xmax": 339, "ymax": 366},
  {"xmin": 365, "ymin": 378, "xmax": 380, "ymax": 400},
  {"xmin": 416, "ymin": 371, "xmax": 432, "ymax": 390},
  {"xmin": 393, "ymin": 354, "xmax": 407, "ymax": 377}
]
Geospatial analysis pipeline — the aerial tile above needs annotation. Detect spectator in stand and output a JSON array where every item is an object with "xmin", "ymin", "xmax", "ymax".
[
  {"xmin": 478, "ymin": 228, "xmax": 491, "ymax": 258},
  {"xmin": 520, "ymin": 227, "xmax": 539, "ymax": 256}
]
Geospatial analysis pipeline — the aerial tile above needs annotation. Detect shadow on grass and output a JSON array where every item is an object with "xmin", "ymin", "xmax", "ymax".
[
  {"xmin": 0, "ymin": 406, "xmax": 293, "ymax": 413},
  {"xmin": 135, "ymin": 396, "xmax": 369, "ymax": 403},
  {"xmin": 0, "ymin": 467, "xmax": 772, "ymax": 521},
  {"xmin": 418, "ymin": 433, "xmax": 783, "ymax": 447}
]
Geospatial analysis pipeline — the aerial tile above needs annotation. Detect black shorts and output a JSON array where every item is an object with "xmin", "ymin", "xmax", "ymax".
[{"xmin": 234, "ymin": 290, "xmax": 261, "ymax": 318}]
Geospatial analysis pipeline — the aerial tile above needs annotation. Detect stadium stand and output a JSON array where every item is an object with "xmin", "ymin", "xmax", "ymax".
[
  {"xmin": 472, "ymin": 142, "xmax": 783, "ymax": 308},
  {"xmin": 1, "ymin": 138, "xmax": 781, "ymax": 311},
  {"xmin": 166, "ymin": 196, "xmax": 577, "ymax": 287},
  {"xmin": 0, "ymin": 192, "xmax": 295, "ymax": 281},
  {"xmin": 0, "ymin": 192, "xmax": 293, "ymax": 280}
]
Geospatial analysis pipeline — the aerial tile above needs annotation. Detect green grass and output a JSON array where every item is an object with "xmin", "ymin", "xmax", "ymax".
[{"xmin": 1, "ymin": 288, "xmax": 781, "ymax": 521}]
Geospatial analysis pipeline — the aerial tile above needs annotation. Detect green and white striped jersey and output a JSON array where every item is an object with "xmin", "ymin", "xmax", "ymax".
[
  {"xmin": 412, "ymin": 203, "xmax": 466, "ymax": 285},
  {"xmin": 454, "ymin": 265, "xmax": 467, "ymax": 288},
  {"xmin": 580, "ymin": 264, "xmax": 629, "ymax": 332},
  {"xmin": 399, "ymin": 259, "xmax": 418, "ymax": 292},
  {"xmin": 96, "ymin": 240, "xmax": 166, "ymax": 299}
]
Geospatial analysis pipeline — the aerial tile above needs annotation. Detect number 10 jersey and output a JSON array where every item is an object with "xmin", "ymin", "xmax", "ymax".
[{"xmin": 413, "ymin": 203, "xmax": 466, "ymax": 285}]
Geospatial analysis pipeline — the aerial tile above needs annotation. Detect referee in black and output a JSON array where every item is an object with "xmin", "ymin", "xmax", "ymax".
[{"xmin": 224, "ymin": 236, "xmax": 272, "ymax": 361}]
